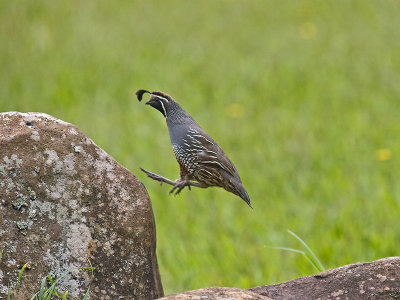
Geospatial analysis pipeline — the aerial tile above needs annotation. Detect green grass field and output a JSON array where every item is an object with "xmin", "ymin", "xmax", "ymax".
[{"xmin": 1, "ymin": 0, "xmax": 400, "ymax": 296}]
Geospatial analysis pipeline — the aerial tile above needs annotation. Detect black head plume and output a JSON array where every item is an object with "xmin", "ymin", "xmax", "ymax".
[
  {"xmin": 136, "ymin": 89, "xmax": 151, "ymax": 101},
  {"xmin": 137, "ymin": 89, "xmax": 172, "ymax": 118}
]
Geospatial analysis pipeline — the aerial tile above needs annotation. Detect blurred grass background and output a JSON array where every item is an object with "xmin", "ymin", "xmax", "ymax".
[{"xmin": 1, "ymin": 0, "xmax": 400, "ymax": 295}]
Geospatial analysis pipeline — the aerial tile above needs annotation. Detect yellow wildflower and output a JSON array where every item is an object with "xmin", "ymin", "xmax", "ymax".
[
  {"xmin": 227, "ymin": 103, "xmax": 244, "ymax": 118},
  {"xmin": 375, "ymin": 149, "xmax": 392, "ymax": 161},
  {"xmin": 299, "ymin": 21, "xmax": 317, "ymax": 39}
]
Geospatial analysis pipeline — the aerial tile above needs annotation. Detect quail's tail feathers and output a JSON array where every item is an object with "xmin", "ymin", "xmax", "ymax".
[
  {"xmin": 237, "ymin": 184, "xmax": 252, "ymax": 208},
  {"xmin": 228, "ymin": 173, "xmax": 252, "ymax": 208}
]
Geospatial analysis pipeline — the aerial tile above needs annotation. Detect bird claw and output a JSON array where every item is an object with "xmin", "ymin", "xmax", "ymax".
[{"xmin": 169, "ymin": 181, "xmax": 188, "ymax": 195}]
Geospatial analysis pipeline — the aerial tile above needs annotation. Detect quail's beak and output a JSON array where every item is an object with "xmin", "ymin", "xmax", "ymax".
[{"xmin": 145, "ymin": 99, "xmax": 158, "ymax": 106}]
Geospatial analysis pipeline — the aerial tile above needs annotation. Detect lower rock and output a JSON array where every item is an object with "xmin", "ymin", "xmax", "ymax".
[
  {"xmin": 249, "ymin": 257, "xmax": 400, "ymax": 300},
  {"xmin": 158, "ymin": 286, "xmax": 272, "ymax": 300}
]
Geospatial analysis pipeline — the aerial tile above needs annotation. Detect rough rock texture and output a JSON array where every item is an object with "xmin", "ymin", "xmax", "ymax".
[
  {"xmin": 249, "ymin": 257, "xmax": 400, "ymax": 300},
  {"xmin": 158, "ymin": 287, "xmax": 272, "ymax": 300},
  {"xmin": 0, "ymin": 112, "xmax": 163, "ymax": 299}
]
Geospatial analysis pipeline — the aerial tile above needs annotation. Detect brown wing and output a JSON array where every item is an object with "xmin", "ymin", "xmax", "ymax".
[{"xmin": 185, "ymin": 127, "xmax": 237, "ymax": 177}]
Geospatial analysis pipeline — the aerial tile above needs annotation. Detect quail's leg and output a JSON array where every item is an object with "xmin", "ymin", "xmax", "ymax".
[
  {"xmin": 140, "ymin": 167, "xmax": 206, "ymax": 194},
  {"xmin": 140, "ymin": 168, "xmax": 177, "ymax": 186}
]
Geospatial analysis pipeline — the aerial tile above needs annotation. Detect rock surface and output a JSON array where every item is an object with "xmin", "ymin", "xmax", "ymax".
[
  {"xmin": 159, "ymin": 286, "xmax": 272, "ymax": 300},
  {"xmin": 0, "ymin": 112, "xmax": 163, "ymax": 299},
  {"xmin": 249, "ymin": 257, "xmax": 400, "ymax": 300},
  {"xmin": 157, "ymin": 258, "xmax": 400, "ymax": 300}
]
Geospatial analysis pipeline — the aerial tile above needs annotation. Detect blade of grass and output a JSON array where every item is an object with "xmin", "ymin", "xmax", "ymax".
[
  {"xmin": 288, "ymin": 230, "xmax": 325, "ymax": 272},
  {"xmin": 39, "ymin": 275, "xmax": 47, "ymax": 299},
  {"xmin": 15, "ymin": 263, "xmax": 28, "ymax": 295},
  {"xmin": 61, "ymin": 290, "xmax": 68, "ymax": 300},
  {"xmin": 270, "ymin": 246, "xmax": 321, "ymax": 272},
  {"xmin": 32, "ymin": 264, "xmax": 94, "ymax": 299},
  {"xmin": 45, "ymin": 286, "xmax": 55, "ymax": 300},
  {"xmin": 45, "ymin": 268, "xmax": 76, "ymax": 299},
  {"xmin": 270, "ymin": 231, "xmax": 325, "ymax": 273},
  {"xmin": 81, "ymin": 260, "xmax": 94, "ymax": 300},
  {"xmin": 45, "ymin": 275, "xmax": 64, "ymax": 298},
  {"xmin": 82, "ymin": 285, "xmax": 91, "ymax": 300},
  {"xmin": 269, "ymin": 246, "xmax": 306, "ymax": 255},
  {"xmin": 29, "ymin": 291, "xmax": 39, "ymax": 300}
]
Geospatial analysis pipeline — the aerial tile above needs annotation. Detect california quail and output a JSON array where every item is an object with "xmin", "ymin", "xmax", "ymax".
[{"xmin": 137, "ymin": 89, "xmax": 252, "ymax": 208}]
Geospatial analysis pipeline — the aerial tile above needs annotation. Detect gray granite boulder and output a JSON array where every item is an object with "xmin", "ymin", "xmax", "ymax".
[
  {"xmin": 249, "ymin": 257, "xmax": 400, "ymax": 300},
  {"xmin": 159, "ymin": 287, "xmax": 272, "ymax": 300},
  {"xmin": 0, "ymin": 112, "xmax": 163, "ymax": 299},
  {"xmin": 157, "ymin": 257, "xmax": 400, "ymax": 300}
]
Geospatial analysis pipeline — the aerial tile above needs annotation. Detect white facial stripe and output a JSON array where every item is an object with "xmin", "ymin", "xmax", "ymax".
[
  {"xmin": 154, "ymin": 95, "xmax": 169, "ymax": 102},
  {"xmin": 158, "ymin": 99, "xmax": 167, "ymax": 118}
]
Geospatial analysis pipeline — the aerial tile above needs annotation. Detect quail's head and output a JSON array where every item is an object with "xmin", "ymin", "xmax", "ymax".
[{"xmin": 136, "ymin": 89, "xmax": 174, "ymax": 118}]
